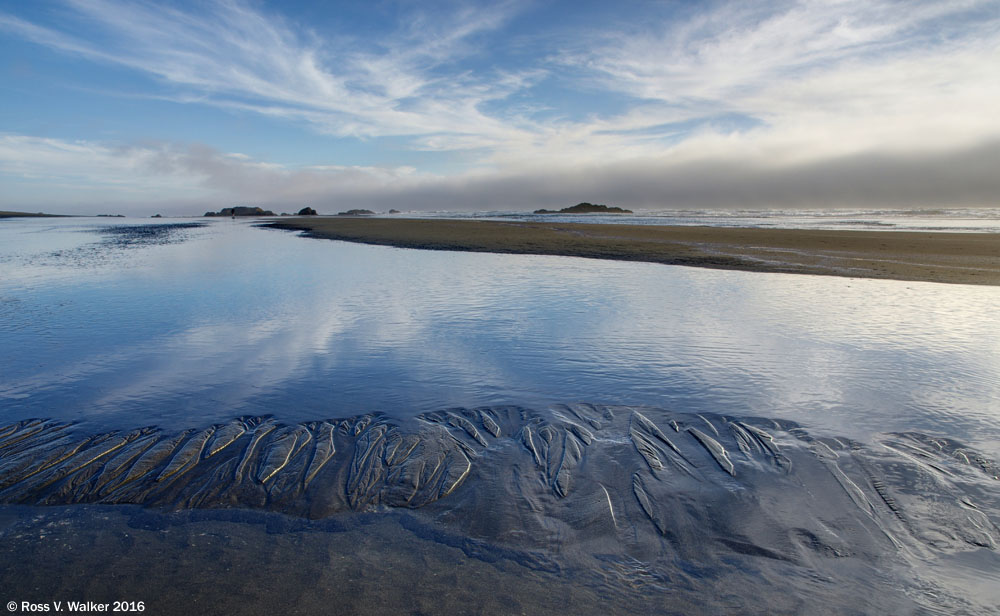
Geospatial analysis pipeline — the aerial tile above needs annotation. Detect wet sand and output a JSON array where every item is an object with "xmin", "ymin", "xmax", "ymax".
[
  {"xmin": 265, "ymin": 217, "xmax": 1000, "ymax": 285},
  {"xmin": 3, "ymin": 406, "xmax": 998, "ymax": 614}
]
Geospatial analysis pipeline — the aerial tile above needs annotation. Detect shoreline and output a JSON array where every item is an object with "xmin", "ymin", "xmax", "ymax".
[{"xmin": 263, "ymin": 217, "xmax": 1000, "ymax": 286}]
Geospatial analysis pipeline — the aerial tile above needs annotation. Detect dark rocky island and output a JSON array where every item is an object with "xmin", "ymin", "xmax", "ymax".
[
  {"xmin": 534, "ymin": 202, "xmax": 633, "ymax": 214},
  {"xmin": 204, "ymin": 206, "xmax": 276, "ymax": 217},
  {"xmin": 337, "ymin": 209, "xmax": 376, "ymax": 216},
  {"xmin": 297, "ymin": 207, "xmax": 317, "ymax": 216}
]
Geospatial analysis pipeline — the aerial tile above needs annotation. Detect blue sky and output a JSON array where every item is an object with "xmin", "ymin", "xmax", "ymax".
[{"xmin": 1, "ymin": 0, "xmax": 999, "ymax": 215}]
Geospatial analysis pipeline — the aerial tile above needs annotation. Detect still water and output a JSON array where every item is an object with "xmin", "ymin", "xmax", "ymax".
[
  {"xmin": 2, "ymin": 218, "xmax": 998, "ymax": 449},
  {"xmin": 1, "ymin": 217, "xmax": 998, "ymax": 614}
]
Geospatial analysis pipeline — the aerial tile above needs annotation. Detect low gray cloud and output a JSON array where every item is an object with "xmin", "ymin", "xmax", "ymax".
[
  {"xmin": 3, "ymin": 136, "xmax": 999, "ymax": 215},
  {"xmin": 3, "ymin": 135, "xmax": 998, "ymax": 215},
  {"xmin": 234, "ymin": 139, "xmax": 1000, "ymax": 213}
]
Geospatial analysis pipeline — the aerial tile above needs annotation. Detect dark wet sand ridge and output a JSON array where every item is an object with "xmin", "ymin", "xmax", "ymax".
[{"xmin": 264, "ymin": 217, "xmax": 1000, "ymax": 285}]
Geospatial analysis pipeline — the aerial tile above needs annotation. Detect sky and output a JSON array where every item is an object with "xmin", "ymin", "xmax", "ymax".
[{"xmin": 1, "ymin": 0, "xmax": 999, "ymax": 216}]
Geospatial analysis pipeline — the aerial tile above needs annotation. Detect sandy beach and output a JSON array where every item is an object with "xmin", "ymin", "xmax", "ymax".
[{"xmin": 266, "ymin": 217, "xmax": 1000, "ymax": 285}]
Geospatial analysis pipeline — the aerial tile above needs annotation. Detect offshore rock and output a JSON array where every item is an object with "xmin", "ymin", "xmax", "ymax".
[
  {"xmin": 205, "ymin": 206, "xmax": 276, "ymax": 217},
  {"xmin": 533, "ymin": 202, "xmax": 633, "ymax": 214}
]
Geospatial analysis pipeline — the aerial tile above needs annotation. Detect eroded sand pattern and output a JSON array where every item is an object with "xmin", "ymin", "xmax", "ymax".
[{"xmin": 2, "ymin": 404, "xmax": 997, "ymax": 603}]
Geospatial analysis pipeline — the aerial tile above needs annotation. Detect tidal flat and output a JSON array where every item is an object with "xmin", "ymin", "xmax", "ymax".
[{"xmin": 1, "ymin": 216, "xmax": 999, "ymax": 614}]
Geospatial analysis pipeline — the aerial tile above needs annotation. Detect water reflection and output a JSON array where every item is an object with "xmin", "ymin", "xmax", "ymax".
[{"xmin": 0, "ymin": 218, "xmax": 998, "ymax": 456}]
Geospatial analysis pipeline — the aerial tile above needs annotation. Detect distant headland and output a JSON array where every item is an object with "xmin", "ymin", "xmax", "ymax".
[
  {"xmin": 533, "ymin": 202, "xmax": 633, "ymax": 214},
  {"xmin": 0, "ymin": 210, "xmax": 69, "ymax": 219}
]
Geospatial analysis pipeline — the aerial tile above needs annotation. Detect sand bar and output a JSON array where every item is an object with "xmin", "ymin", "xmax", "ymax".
[{"xmin": 265, "ymin": 217, "xmax": 1000, "ymax": 285}]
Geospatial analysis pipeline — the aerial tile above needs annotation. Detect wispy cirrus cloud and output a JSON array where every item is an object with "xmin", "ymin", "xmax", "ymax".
[{"xmin": 1, "ymin": 0, "xmax": 539, "ymax": 147}]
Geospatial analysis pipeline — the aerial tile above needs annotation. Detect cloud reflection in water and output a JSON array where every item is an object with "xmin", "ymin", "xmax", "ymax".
[{"xmin": 0, "ymin": 218, "xmax": 997, "ymax": 457}]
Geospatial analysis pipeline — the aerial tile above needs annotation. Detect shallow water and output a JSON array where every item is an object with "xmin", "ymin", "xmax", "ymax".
[
  {"xmin": 1, "ymin": 217, "xmax": 998, "ymax": 614},
  {"xmin": 410, "ymin": 206, "xmax": 1000, "ymax": 233}
]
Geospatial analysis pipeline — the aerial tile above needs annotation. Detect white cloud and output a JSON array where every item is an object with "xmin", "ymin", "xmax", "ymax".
[
  {"xmin": 0, "ymin": 134, "xmax": 439, "ymax": 214},
  {"xmin": 545, "ymin": 0, "xmax": 1000, "ymax": 166}
]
